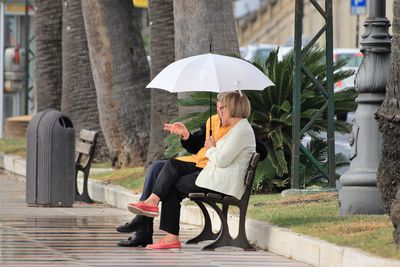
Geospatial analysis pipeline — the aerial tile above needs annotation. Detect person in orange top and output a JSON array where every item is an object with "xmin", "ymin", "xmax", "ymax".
[
  {"xmin": 127, "ymin": 92, "xmax": 258, "ymax": 250},
  {"xmin": 176, "ymin": 113, "xmax": 233, "ymax": 168},
  {"xmin": 116, "ymin": 102, "xmax": 234, "ymax": 247},
  {"xmin": 117, "ymin": 100, "xmax": 267, "ymax": 247}
]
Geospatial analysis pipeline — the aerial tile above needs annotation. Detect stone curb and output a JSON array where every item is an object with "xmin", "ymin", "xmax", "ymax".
[{"xmin": 1, "ymin": 153, "xmax": 399, "ymax": 267}]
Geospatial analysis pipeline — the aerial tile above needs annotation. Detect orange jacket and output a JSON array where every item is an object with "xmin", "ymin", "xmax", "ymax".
[{"xmin": 177, "ymin": 114, "xmax": 233, "ymax": 168}]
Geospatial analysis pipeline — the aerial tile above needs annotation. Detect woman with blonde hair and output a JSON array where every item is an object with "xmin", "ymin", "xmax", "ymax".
[{"xmin": 127, "ymin": 91, "xmax": 256, "ymax": 249}]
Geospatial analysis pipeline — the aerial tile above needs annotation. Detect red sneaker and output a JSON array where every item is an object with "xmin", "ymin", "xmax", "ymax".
[
  {"xmin": 127, "ymin": 202, "xmax": 159, "ymax": 217},
  {"xmin": 146, "ymin": 238, "xmax": 181, "ymax": 250}
]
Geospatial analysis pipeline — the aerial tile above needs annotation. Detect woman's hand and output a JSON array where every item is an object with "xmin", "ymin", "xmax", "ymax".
[
  {"xmin": 204, "ymin": 136, "xmax": 216, "ymax": 149},
  {"xmin": 163, "ymin": 122, "xmax": 190, "ymax": 140}
]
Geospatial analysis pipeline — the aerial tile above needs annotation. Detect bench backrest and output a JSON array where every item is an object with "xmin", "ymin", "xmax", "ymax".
[
  {"xmin": 239, "ymin": 152, "xmax": 260, "ymax": 202},
  {"xmin": 245, "ymin": 153, "xmax": 260, "ymax": 186},
  {"xmin": 75, "ymin": 129, "xmax": 98, "ymax": 169}
]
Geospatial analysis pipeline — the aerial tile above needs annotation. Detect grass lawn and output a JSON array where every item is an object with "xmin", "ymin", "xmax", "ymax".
[
  {"xmin": 92, "ymin": 162, "xmax": 112, "ymax": 168},
  {"xmin": 0, "ymin": 138, "xmax": 26, "ymax": 158},
  {"xmin": 245, "ymin": 193, "xmax": 398, "ymax": 259},
  {"xmin": 89, "ymin": 167, "xmax": 146, "ymax": 194}
]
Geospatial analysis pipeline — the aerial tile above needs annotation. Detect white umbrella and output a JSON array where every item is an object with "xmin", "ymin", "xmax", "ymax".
[
  {"xmin": 146, "ymin": 53, "xmax": 274, "ymax": 93},
  {"xmin": 146, "ymin": 53, "xmax": 275, "ymax": 134}
]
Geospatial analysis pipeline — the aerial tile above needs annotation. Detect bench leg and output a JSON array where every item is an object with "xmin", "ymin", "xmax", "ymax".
[
  {"xmin": 232, "ymin": 205, "xmax": 255, "ymax": 251},
  {"xmin": 186, "ymin": 201, "xmax": 219, "ymax": 244},
  {"xmin": 202, "ymin": 201, "xmax": 232, "ymax": 251},
  {"xmin": 74, "ymin": 168, "xmax": 80, "ymax": 199},
  {"xmin": 201, "ymin": 202, "xmax": 255, "ymax": 251},
  {"xmin": 222, "ymin": 203, "xmax": 229, "ymax": 218},
  {"xmin": 75, "ymin": 170, "xmax": 94, "ymax": 203}
]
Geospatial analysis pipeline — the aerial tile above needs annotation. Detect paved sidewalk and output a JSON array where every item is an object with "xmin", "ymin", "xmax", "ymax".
[{"xmin": 0, "ymin": 171, "xmax": 310, "ymax": 267}]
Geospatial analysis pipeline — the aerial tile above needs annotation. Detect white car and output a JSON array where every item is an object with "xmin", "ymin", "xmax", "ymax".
[
  {"xmin": 333, "ymin": 49, "xmax": 362, "ymax": 121},
  {"xmin": 277, "ymin": 46, "xmax": 293, "ymax": 61},
  {"xmin": 334, "ymin": 48, "xmax": 363, "ymax": 92},
  {"xmin": 240, "ymin": 43, "xmax": 278, "ymax": 63}
]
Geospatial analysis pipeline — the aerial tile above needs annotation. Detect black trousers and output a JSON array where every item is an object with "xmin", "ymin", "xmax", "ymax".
[
  {"xmin": 151, "ymin": 159, "xmax": 212, "ymax": 235},
  {"xmin": 152, "ymin": 159, "xmax": 202, "ymax": 200}
]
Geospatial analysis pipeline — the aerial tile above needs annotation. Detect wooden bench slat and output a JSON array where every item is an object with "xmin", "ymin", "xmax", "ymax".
[
  {"xmin": 79, "ymin": 129, "xmax": 98, "ymax": 143},
  {"xmin": 249, "ymin": 153, "xmax": 260, "ymax": 168},
  {"xmin": 189, "ymin": 193, "xmax": 206, "ymax": 199},
  {"xmin": 206, "ymin": 193, "xmax": 223, "ymax": 200},
  {"xmin": 76, "ymin": 141, "xmax": 92, "ymax": 155},
  {"xmin": 245, "ymin": 170, "xmax": 255, "ymax": 186},
  {"xmin": 223, "ymin": 196, "xmax": 240, "ymax": 204}
]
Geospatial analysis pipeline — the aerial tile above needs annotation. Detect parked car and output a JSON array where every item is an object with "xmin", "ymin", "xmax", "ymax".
[
  {"xmin": 334, "ymin": 48, "xmax": 363, "ymax": 93},
  {"xmin": 277, "ymin": 46, "xmax": 293, "ymax": 61},
  {"xmin": 334, "ymin": 48, "xmax": 363, "ymax": 68},
  {"xmin": 333, "ymin": 48, "xmax": 363, "ymax": 121},
  {"xmin": 240, "ymin": 43, "xmax": 277, "ymax": 63}
]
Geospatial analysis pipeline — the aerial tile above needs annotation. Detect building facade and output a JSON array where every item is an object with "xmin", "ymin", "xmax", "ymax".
[{"xmin": 237, "ymin": 0, "xmax": 393, "ymax": 48}]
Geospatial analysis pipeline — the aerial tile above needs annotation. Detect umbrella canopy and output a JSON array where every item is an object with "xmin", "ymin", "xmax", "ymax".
[
  {"xmin": 146, "ymin": 53, "xmax": 275, "ymax": 136},
  {"xmin": 146, "ymin": 53, "xmax": 274, "ymax": 93}
]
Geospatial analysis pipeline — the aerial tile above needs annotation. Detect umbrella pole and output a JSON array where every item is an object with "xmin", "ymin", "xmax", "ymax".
[
  {"xmin": 209, "ymin": 42, "xmax": 212, "ymax": 137},
  {"xmin": 209, "ymin": 92, "xmax": 212, "ymax": 136}
]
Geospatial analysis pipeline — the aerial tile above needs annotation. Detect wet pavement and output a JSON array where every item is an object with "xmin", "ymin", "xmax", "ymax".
[{"xmin": 0, "ymin": 171, "xmax": 310, "ymax": 266}]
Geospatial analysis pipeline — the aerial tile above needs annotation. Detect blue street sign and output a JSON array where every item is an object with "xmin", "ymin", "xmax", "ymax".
[{"xmin": 351, "ymin": 0, "xmax": 367, "ymax": 15}]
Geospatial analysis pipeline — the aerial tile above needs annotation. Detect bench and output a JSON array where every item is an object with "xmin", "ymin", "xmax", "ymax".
[
  {"xmin": 187, "ymin": 152, "xmax": 260, "ymax": 251},
  {"xmin": 75, "ymin": 129, "xmax": 98, "ymax": 203}
]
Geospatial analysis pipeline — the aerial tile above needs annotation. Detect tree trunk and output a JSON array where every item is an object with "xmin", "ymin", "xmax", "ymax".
[
  {"xmin": 35, "ymin": 0, "xmax": 63, "ymax": 111},
  {"xmin": 376, "ymin": 0, "xmax": 400, "ymax": 247},
  {"xmin": 173, "ymin": 0, "xmax": 240, "ymax": 115},
  {"xmin": 81, "ymin": 0, "xmax": 151, "ymax": 168},
  {"xmin": 146, "ymin": 0, "xmax": 178, "ymax": 163},
  {"xmin": 174, "ymin": 0, "xmax": 239, "ymax": 59},
  {"xmin": 61, "ymin": 0, "xmax": 109, "ymax": 162}
]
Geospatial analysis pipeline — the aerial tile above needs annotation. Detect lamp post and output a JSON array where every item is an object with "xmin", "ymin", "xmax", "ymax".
[{"xmin": 339, "ymin": 0, "xmax": 391, "ymax": 215}]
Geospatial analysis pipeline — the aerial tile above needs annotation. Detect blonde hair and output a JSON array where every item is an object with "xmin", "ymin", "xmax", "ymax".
[{"xmin": 217, "ymin": 91, "xmax": 251, "ymax": 118}]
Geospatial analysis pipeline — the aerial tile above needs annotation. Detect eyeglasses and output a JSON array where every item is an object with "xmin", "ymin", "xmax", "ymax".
[{"xmin": 217, "ymin": 105, "xmax": 226, "ymax": 111}]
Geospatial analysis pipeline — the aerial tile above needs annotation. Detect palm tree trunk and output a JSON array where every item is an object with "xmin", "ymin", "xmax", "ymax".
[
  {"xmin": 376, "ymin": 0, "xmax": 400, "ymax": 247},
  {"xmin": 61, "ymin": 0, "xmax": 109, "ymax": 161},
  {"xmin": 146, "ymin": 0, "xmax": 178, "ymax": 163},
  {"xmin": 174, "ymin": 0, "xmax": 239, "ymax": 59},
  {"xmin": 81, "ymin": 0, "xmax": 151, "ymax": 168},
  {"xmin": 173, "ymin": 0, "xmax": 240, "ymax": 115},
  {"xmin": 35, "ymin": 0, "xmax": 63, "ymax": 111}
]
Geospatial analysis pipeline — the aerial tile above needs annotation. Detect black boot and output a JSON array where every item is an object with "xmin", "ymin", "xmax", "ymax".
[
  {"xmin": 116, "ymin": 215, "xmax": 152, "ymax": 233},
  {"xmin": 117, "ymin": 220, "xmax": 153, "ymax": 247}
]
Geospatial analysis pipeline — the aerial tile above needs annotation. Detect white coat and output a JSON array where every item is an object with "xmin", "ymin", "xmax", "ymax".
[{"xmin": 195, "ymin": 118, "xmax": 256, "ymax": 199}]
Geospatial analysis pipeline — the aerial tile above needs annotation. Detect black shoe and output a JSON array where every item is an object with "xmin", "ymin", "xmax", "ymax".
[
  {"xmin": 117, "ymin": 231, "xmax": 153, "ymax": 247},
  {"xmin": 116, "ymin": 215, "xmax": 153, "ymax": 233}
]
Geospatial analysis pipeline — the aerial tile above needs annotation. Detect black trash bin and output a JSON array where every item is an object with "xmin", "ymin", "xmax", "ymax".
[{"xmin": 26, "ymin": 109, "xmax": 75, "ymax": 207}]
